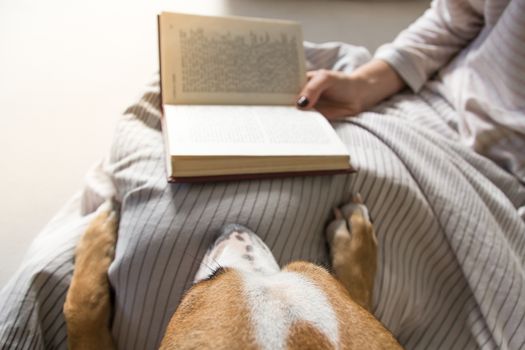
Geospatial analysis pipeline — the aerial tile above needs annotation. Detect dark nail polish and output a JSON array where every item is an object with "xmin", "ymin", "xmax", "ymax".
[{"xmin": 296, "ymin": 96, "xmax": 309, "ymax": 108}]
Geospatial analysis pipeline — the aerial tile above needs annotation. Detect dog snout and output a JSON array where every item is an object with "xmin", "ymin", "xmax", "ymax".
[{"xmin": 193, "ymin": 224, "xmax": 280, "ymax": 283}]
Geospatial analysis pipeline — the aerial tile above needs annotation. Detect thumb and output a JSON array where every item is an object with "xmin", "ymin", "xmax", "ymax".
[{"xmin": 296, "ymin": 70, "xmax": 332, "ymax": 109}]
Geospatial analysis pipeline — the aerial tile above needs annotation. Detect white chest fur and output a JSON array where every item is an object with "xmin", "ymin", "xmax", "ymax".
[{"xmin": 241, "ymin": 271, "xmax": 340, "ymax": 350}]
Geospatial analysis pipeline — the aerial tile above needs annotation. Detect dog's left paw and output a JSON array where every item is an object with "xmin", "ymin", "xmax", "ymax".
[
  {"xmin": 326, "ymin": 193, "xmax": 375, "ymax": 255},
  {"xmin": 325, "ymin": 193, "xmax": 377, "ymax": 310}
]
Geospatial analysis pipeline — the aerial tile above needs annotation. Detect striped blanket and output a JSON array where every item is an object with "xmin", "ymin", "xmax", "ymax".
[{"xmin": 1, "ymin": 42, "xmax": 524, "ymax": 350}]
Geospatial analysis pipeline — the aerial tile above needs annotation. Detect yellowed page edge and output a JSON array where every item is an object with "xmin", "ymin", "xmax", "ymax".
[{"xmin": 171, "ymin": 155, "xmax": 350, "ymax": 177}]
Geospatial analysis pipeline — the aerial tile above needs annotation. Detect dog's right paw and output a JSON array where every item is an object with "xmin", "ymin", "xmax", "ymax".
[
  {"xmin": 75, "ymin": 210, "xmax": 118, "ymax": 278},
  {"xmin": 64, "ymin": 209, "xmax": 118, "ymax": 344}
]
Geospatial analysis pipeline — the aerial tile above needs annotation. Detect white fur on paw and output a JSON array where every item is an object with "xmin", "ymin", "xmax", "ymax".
[
  {"xmin": 326, "ymin": 193, "xmax": 373, "ymax": 247},
  {"xmin": 340, "ymin": 193, "xmax": 370, "ymax": 223}
]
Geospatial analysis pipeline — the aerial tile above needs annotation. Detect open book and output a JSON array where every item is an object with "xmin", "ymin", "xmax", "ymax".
[{"xmin": 158, "ymin": 12, "xmax": 353, "ymax": 182}]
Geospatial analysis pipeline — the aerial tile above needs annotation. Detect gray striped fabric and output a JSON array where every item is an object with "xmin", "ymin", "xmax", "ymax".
[{"xmin": 1, "ymin": 42, "xmax": 524, "ymax": 350}]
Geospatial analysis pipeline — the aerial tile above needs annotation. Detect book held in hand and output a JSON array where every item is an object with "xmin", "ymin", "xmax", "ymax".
[{"xmin": 158, "ymin": 12, "xmax": 353, "ymax": 182}]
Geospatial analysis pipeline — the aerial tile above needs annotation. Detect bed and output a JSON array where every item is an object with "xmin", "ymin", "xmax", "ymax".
[{"xmin": 1, "ymin": 42, "xmax": 524, "ymax": 350}]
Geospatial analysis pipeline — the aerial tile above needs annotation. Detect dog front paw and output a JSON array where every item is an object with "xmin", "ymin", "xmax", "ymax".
[
  {"xmin": 325, "ymin": 193, "xmax": 377, "ymax": 310},
  {"xmin": 326, "ymin": 193, "xmax": 375, "ymax": 254},
  {"xmin": 64, "ymin": 209, "xmax": 118, "ymax": 349}
]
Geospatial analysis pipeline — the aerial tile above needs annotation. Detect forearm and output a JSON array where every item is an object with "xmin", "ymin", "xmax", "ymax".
[{"xmin": 351, "ymin": 59, "xmax": 405, "ymax": 110}]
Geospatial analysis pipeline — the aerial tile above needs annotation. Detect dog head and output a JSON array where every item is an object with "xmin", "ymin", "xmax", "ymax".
[{"xmin": 159, "ymin": 224, "xmax": 399, "ymax": 350}]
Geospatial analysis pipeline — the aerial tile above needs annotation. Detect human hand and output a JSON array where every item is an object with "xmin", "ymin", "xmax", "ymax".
[
  {"xmin": 296, "ymin": 60, "xmax": 406, "ymax": 120},
  {"xmin": 296, "ymin": 70, "xmax": 367, "ymax": 120}
]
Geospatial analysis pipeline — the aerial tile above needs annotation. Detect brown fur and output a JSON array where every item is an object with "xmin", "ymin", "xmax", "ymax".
[
  {"xmin": 286, "ymin": 320, "xmax": 334, "ymax": 350},
  {"xmin": 329, "ymin": 205, "xmax": 378, "ymax": 311},
  {"xmin": 284, "ymin": 262, "xmax": 401, "ymax": 349},
  {"xmin": 159, "ymin": 270, "xmax": 258, "ymax": 349},
  {"xmin": 63, "ymin": 210, "xmax": 117, "ymax": 350}
]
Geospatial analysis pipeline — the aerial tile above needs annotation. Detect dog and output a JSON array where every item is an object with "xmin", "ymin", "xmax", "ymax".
[{"xmin": 63, "ymin": 195, "xmax": 402, "ymax": 349}]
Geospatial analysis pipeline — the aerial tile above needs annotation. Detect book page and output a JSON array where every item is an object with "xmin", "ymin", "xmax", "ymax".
[
  {"xmin": 164, "ymin": 105, "xmax": 349, "ymax": 157},
  {"xmin": 159, "ymin": 12, "xmax": 306, "ymax": 105}
]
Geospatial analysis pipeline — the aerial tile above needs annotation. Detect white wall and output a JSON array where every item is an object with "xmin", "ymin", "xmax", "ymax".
[
  {"xmin": 222, "ymin": 0, "xmax": 429, "ymax": 51},
  {"xmin": 0, "ymin": 0, "xmax": 428, "ymax": 289}
]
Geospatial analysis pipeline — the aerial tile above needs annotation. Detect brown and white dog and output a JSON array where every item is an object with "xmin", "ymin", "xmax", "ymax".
[{"xmin": 63, "ymin": 195, "xmax": 402, "ymax": 349}]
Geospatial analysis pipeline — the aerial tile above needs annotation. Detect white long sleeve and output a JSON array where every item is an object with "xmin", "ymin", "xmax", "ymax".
[{"xmin": 376, "ymin": 0, "xmax": 484, "ymax": 92}]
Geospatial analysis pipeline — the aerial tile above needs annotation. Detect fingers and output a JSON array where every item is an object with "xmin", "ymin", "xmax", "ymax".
[
  {"xmin": 296, "ymin": 69, "xmax": 332, "ymax": 109},
  {"xmin": 296, "ymin": 70, "xmax": 361, "ymax": 120}
]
